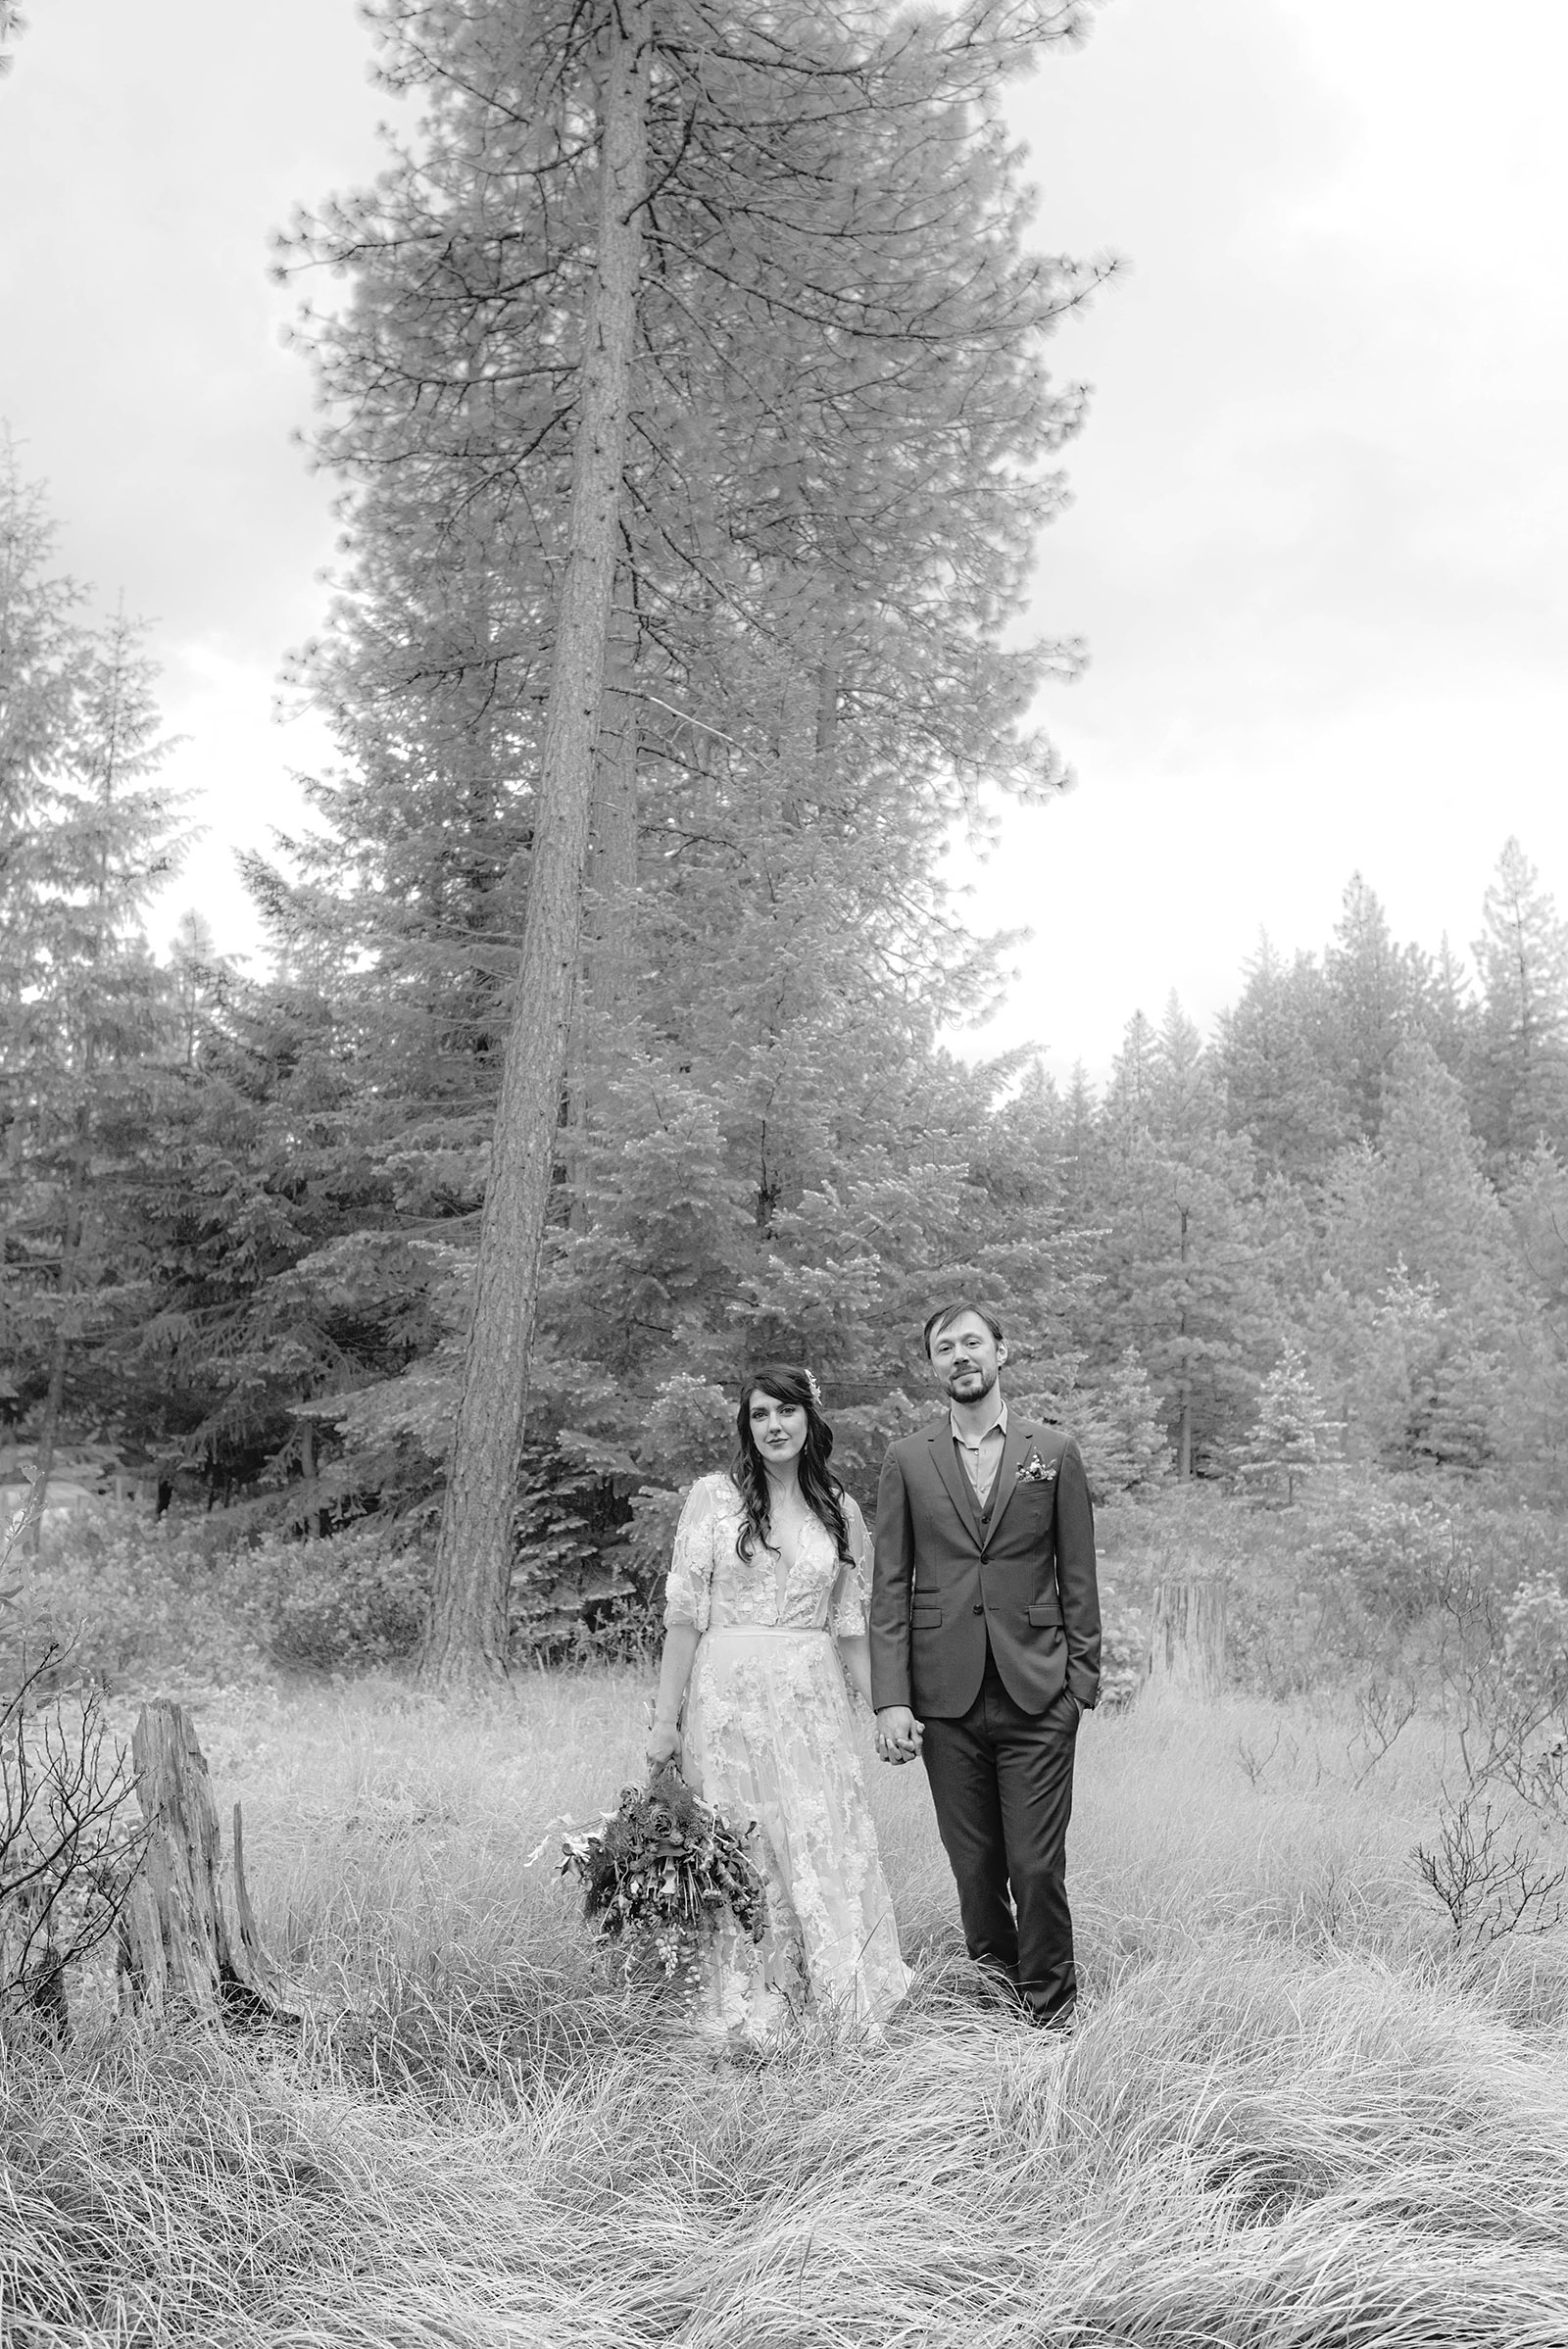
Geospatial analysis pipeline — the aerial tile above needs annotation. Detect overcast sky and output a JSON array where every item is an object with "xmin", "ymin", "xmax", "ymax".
[{"xmin": 3, "ymin": 1, "xmax": 1565, "ymax": 1082}]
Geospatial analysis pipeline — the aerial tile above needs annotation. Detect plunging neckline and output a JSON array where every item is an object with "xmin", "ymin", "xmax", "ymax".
[{"xmin": 763, "ymin": 1487, "xmax": 816, "ymax": 1613}]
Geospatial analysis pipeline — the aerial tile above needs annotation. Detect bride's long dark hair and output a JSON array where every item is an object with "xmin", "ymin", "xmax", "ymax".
[{"xmin": 732, "ymin": 1363, "xmax": 852, "ymax": 1566}]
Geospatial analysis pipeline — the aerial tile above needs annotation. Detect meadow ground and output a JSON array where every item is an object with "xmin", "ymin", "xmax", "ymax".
[{"xmin": 5, "ymin": 1669, "xmax": 1568, "ymax": 2346}]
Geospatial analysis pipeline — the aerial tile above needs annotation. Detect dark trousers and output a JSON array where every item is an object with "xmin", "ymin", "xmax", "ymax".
[{"xmin": 920, "ymin": 1660, "xmax": 1079, "ymax": 2024}]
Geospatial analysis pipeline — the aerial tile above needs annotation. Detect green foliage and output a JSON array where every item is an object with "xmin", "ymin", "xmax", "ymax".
[
  {"xmin": 509, "ymin": 1444, "xmax": 638, "ymax": 1659},
  {"xmin": 1091, "ymin": 1001, "xmax": 1272, "ymax": 1473},
  {"xmin": 17, "ymin": 1509, "xmax": 262, "ymax": 1691},
  {"xmin": 1074, "ymin": 1346, "xmax": 1172, "ymax": 1502},
  {"xmin": 12, "ymin": 282, "xmax": 1568, "ymax": 1643},
  {"xmin": 1471, "ymin": 838, "xmax": 1568, "ymax": 1167},
  {"xmin": 246, "ymin": 1521, "xmax": 432, "ymax": 1674},
  {"xmin": 1235, "ymin": 1342, "xmax": 1329, "ymax": 1505},
  {"xmin": 1114, "ymin": 1478, "xmax": 1568, "ymax": 1787},
  {"xmin": 1324, "ymin": 872, "xmax": 1429, "ymax": 1140},
  {"xmin": 0, "ymin": 456, "xmax": 191, "ymax": 1491},
  {"xmin": 1218, "ymin": 936, "xmax": 1348, "ymax": 1184}
]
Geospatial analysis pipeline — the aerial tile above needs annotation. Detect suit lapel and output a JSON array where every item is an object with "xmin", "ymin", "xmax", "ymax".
[
  {"xmin": 926, "ymin": 1425, "xmax": 982, "ymax": 1546},
  {"xmin": 981, "ymin": 1415, "xmax": 1035, "ymax": 1550}
]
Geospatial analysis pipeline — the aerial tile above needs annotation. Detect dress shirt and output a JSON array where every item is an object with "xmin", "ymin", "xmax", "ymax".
[{"xmin": 951, "ymin": 1395, "xmax": 1008, "ymax": 1509}]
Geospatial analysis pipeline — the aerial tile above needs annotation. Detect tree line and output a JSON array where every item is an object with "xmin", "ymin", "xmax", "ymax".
[
  {"xmin": 5, "ymin": 397, "xmax": 1563, "ymax": 1556},
  {"xmin": 5, "ymin": 0, "xmax": 1565, "ymax": 1681}
]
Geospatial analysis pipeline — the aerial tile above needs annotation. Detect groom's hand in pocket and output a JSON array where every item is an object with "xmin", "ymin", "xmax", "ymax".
[{"xmin": 874, "ymin": 1706, "xmax": 923, "ymax": 1765}]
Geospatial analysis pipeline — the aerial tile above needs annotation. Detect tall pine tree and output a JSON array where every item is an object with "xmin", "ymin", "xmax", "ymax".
[
  {"xmin": 1095, "ymin": 999, "xmax": 1268, "ymax": 1476},
  {"xmin": 1471, "ymin": 838, "xmax": 1568, "ymax": 1168},
  {"xmin": 277, "ymin": 0, "xmax": 1105, "ymax": 1678}
]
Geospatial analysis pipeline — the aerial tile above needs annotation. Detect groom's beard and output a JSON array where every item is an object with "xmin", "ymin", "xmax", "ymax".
[{"xmin": 948, "ymin": 1366, "xmax": 998, "ymax": 1404}]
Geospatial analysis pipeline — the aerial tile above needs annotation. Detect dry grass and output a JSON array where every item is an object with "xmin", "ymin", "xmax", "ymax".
[{"xmin": 4, "ymin": 1673, "xmax": 1568, "ymax": 2345}]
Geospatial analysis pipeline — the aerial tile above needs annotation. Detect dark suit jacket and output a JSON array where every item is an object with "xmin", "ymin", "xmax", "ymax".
[{"xmin": 870, "ymin": 1413, "xmax": 1101, "ymax": 1720}]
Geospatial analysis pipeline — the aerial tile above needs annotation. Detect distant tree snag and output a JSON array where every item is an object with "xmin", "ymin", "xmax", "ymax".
[
  {"xmin": 1146, "ymin": 1578, "xmax": 1227, "ymax": 1702},
  {"xmin": 418, "ymin": 2, "xmax": 652, "ymax": 1687}
]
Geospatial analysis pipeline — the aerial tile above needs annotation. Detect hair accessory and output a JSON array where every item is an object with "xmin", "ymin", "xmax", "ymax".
[{"xmin": 804, "ymin": 1370, "xmax": 823, "ymax": 1408}]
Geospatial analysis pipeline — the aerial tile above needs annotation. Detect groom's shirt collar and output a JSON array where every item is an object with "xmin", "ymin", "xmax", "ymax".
[{"xmin": 951, "ymin": 1395, "xmax": 1007, "ymax": 1508}]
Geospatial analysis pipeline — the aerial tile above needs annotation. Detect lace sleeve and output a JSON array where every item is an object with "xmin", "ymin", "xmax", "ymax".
[
  {"xmin": 663, "ymin": 1476, "xmax": 720, "ymax": 1632},
  {"xmin": 830, "ymin": 1493, "xmax": 872, "ymax": 1639}
]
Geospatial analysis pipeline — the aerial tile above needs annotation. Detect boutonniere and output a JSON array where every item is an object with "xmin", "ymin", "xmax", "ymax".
[{"xmin": 1017, "ymin": 1450, "xmax": 1057, "ymax": 1485}]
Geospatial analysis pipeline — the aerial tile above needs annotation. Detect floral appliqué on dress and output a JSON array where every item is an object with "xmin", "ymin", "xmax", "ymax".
[{"xmin": 663, "ymin": 1472, "xmax": 909, "ymax": 2046}]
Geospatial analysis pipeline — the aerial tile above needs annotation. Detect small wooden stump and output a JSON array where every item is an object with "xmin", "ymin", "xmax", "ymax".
[
  {"xmin": 118, "ymin": 1697, "xmax": 301, "ymax": 2023},
  {"xmin": 1145, "ymin": 1577, "xmax": 1227, "ymax": 1701}
]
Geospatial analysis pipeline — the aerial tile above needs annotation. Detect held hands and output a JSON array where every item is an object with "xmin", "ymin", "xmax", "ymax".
[{"xmin": 874, "ymin": 1705, "xmax": 923, "ymax": 1766}]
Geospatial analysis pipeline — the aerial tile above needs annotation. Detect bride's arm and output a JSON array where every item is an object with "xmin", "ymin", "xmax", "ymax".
[
  {"xmin": 832, "ymin": 1495, "xmax": 876, "ymax": 1709},
  {"xmin": 646, "ymin": 1477, "xmax": 717, "ymax": 1769},
  {"xmin": 836, "ymin": 1630, "xmax": 874, "ymax": 1710},
  {"xmin": 647, "ymin": 1624, "xmax": 701, "ymax": 1767}
]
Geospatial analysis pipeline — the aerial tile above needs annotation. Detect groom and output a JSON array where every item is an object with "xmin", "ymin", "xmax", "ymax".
[{"xmin": 870, "ymin": 1302, "xmax": 1101, "ymax": 2029}]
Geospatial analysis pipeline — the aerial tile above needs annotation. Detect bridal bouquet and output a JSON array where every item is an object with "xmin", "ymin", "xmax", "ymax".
[{"xmin": 559, "ymin": 1764, "xmax": 767, "ymax": 1981}]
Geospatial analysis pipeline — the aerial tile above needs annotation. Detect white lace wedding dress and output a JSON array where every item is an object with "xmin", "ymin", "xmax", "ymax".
[{"xmin": 664, "ymin": 1472, "xmax": 909, "ymax": 2045}]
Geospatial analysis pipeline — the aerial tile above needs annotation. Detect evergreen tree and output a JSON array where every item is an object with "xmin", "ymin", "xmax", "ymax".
[
  {"xmin": 1323, "ymin": 873, "xmax": 1422, "ymax": 1141},
  {"xmin": 1408, "ymin": 1330, "xmax": 1501, "ymax": 1476},
  {"xmin": 276, "ymin": 0, "xmax": 1105, "ymax": 1676},
  {"xmin": 1471, "ymin": 838, "xmax": 1568, "ymax": 1167},
  {"xmin": 1235, "ymin": 1341, "xmax": 1326, "ymax": 1504},
  {"xmin": 1506, "ymin": 1144, "xmax": 1568, "ymax": 1339},
  {"xmin": 1316, "ymin": 1042, "xmax": 1533, "ymax": 1472},
  {"xmin": 1499, "ymin": 1143, "xmax": 1568, "ymax": 1491},
  {"xmin": 1419, "ymin": 933, "xmax": 1480, "ymax": 1081},
  {"xmin": 1218, "ymin": 934, "xmax": 1347, "ymax": 1182},
  {"xmin": 1343, "ymin": 1265, "xmax": 1502, "ymax": 1477},
  {"xmin": 1074, "ymin": 1345, "xmax": 1170, "ymax": 1500},
  {"xmin": 0, "ymin": 571, "xmax": 188, "ymax": 1529},
  {"xmin": 1341, "ymin": 1039, "xmax": 1519, "ymax": 1320},
  {"xmin": 0, "ymin": 438, "xmax": 83, "ymax": 1033},
  {"xmin": 1094, "ymin": 999, "xmax": 1269, "ymax": 1477},
  {"xmin": 166, "ymin": 910, "xmax": 238, "ymax": 1073}
]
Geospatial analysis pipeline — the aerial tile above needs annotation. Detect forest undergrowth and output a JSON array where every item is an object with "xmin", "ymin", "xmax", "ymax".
[{"xmin": 5, "ymin": 1671, "xmax": 1568, "ymax": 2346}]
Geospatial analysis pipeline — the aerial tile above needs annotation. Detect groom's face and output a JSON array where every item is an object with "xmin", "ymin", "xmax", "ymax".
[{"xmin": 928, "ymin": 1312, "xmax": 1005, "ymax": 1405}]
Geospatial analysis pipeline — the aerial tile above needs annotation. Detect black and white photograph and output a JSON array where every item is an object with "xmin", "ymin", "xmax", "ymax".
[{"xmin": 4, "ymin": 1, "xmax": 1568, "ymax": 2338}]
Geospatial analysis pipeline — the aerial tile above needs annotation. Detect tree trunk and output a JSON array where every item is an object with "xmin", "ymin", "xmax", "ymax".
[
  {"xmin": 1145, "ymin": 1578, "xmax": 1227, "ymax": 1701},
  {"xmin": 297, "ymin": 1416, "xmax": 324, "ymax": 1538},
  {"xmin": 587, "ymin": 576, "xmax": 640, "ymax": 1023},
  {"xmin": 26, "ymin": 1128, "xmax": 86, "ymax": 1557},
  {"xmin": 118, "ymin": 1698, "xmax": 299, "ymax": 2020},
  {"xmin": 567, "ymin": 571, "xmax": 641, "ymax": 1233},
  {"xmin": 1175, "ymin": 1211, "xmax": 1192, "ymax": 1480},
  {"xmin": 418, "ymin": 3, "xmax": 650, "ymax": 1688}
]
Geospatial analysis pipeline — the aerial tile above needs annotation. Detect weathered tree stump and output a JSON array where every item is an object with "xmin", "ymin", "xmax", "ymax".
[
  {"xmin": 1145, "ymin": 1577, "xmax": 1228, "ymax": 1700},
  {"xmin": 118, "ymin": 1697, "xmax": 302, "ymax": 2023}
]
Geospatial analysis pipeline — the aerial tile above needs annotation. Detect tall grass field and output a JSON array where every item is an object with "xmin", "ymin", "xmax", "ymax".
[{"xmin": 5, "ymin": 1669, "xmax": 1568, "ymax": 2345}]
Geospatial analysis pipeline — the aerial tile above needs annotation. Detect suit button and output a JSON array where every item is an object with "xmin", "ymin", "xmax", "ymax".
[{"xmin": 973, "ymin": 1603, "xmax": 984, "ymax": 1615}]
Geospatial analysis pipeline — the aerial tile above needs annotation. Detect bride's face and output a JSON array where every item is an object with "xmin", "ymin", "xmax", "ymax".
[{"xmin": 749, "ymin": 1390, "xmax": 808, "ymax": 1470}]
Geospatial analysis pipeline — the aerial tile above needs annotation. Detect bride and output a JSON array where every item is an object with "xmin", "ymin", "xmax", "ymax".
[{"xmin": 646, "ymin": 1363, "xmax": 909, "ymax": 2044}]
